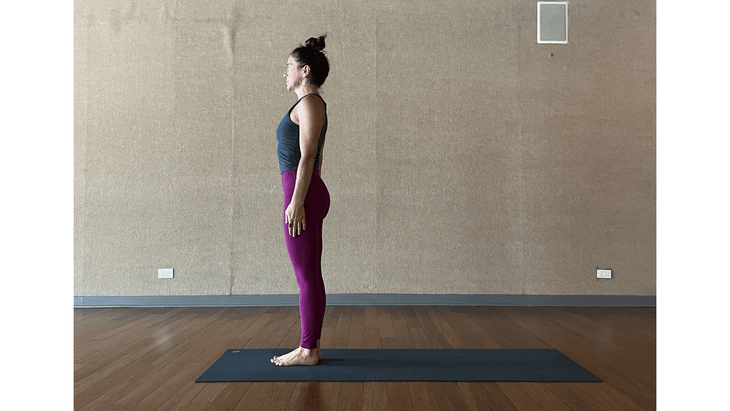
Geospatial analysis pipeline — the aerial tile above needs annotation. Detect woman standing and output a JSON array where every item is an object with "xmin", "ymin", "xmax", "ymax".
[{"xmin": 271, "ymin": 35, "xmax": 330, "ymax": 366}]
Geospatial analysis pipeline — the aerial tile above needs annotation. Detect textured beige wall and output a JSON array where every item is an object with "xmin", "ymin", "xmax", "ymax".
[{"xmin": 75, "ymin": 0, "xmax": 655, "ymax": 297}]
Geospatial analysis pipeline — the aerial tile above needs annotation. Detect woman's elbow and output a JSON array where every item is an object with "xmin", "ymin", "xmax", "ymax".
[{"xmin": 299, "ymin": 155, "xmax": 316, "ymax": 168}]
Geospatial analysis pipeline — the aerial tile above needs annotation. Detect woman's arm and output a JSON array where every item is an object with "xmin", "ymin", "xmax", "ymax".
[{"xmin": 285, "ymin": 96, "xmax": 326, "ymax": 237}]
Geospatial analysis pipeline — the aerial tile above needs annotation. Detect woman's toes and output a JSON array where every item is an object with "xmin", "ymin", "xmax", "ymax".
[{"xmin": 272, "ymin": 348, "xmax": 300, "ymax": 365}]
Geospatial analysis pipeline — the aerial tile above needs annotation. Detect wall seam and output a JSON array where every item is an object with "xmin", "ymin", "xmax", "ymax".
[
  {"xmin": 79, "ymin": 2, "xmax": 89, "ymax": 296},
  {"xmin": 227, "ymin": 1, "xmax": 241, "ymax": 296},
  {"xmin": 170, "ymin": 2, "xmax": 177, "ymax": 297},
  {"xmin": 229, "ymin": 16, "xmax": 235, "ymax": 297},
  {"xmin": 515, "ymin": 0, "xmax": 526, "ymax": 296}
]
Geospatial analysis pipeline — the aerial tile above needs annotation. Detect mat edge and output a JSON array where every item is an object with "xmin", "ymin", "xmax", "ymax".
[{"xmin": 195, "ymin": 348, "xmax": 603, "ymax": 383}]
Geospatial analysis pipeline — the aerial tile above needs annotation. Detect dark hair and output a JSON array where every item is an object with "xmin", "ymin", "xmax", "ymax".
[{"xmin": 291, "ymin": 35, "xmax": 330, "ymax": 87}]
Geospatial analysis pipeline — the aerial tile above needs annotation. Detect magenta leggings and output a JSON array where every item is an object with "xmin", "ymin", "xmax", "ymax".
[{"xmin": 281, "ymin": 169, "xmax": 330, "ymax": 349}]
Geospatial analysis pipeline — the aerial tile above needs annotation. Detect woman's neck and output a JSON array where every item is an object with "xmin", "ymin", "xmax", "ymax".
[{"xmin": 296, "ymin": 84, "xmax": 319, "ymax": 99}]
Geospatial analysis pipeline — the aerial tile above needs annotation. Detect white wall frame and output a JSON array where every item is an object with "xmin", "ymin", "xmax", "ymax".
[{"xmin": 537, "ymin": 1, "xmax": 569, "ymax": 44}]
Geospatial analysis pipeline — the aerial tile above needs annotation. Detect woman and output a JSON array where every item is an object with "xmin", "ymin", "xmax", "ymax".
[{"xmin": 271, "ymin": 35, "xmax": 331, "ymax": 367}]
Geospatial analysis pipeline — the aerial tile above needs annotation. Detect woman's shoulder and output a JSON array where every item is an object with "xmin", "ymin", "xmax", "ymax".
[
  {"xmin": 296, "ymin": 94, "xmax": 325, "ymax": 115},
  {"xmin": 292, "ymin": 94, "xmax": 326, "ymax": 124},
  {"xmin": 301, "ymin": 93, "xmax": 326, "ymax": 107}
]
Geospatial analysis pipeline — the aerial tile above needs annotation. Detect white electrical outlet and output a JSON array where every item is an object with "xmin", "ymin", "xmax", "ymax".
[
  {"xmin": 158, "ymin": 268, "xmax": 174, "ymax": 279},
  {"xmin": 597, "ymin": 269, "xmax": 612, "ymax": 279}
]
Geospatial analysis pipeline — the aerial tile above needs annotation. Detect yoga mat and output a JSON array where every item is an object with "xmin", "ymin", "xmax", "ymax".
[{"xmin": 196, "ymin": 349, "xmax": 601, "ymax": 382}]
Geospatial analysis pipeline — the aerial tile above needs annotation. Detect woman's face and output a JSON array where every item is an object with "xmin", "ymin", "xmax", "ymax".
[{"xmin": 284, "ymin": 55, "xmax": 305, "ymax": 91}]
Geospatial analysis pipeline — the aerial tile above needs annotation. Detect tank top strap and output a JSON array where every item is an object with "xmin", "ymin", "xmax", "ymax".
[
  {"xmin": 297, "ymin": 93, "xmax": 326, "ymax": 107},
  {"xmin": 288, "ymin": 93, "xmax": 326, "ymax": 116},
  {"xmin": 289, "ymin": 93, "xmax": 327, "ymax": 115}
]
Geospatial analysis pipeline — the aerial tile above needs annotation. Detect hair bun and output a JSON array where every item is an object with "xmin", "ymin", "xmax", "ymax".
[{"xmin": 305, "ymin": 35, "xmax": 327, "ymax": 51}]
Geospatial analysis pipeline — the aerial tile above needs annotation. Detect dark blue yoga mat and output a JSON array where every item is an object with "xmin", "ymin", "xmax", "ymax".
[{"xmin": 196, "ymin": 349, "xmax": 601, "ymax": 382}]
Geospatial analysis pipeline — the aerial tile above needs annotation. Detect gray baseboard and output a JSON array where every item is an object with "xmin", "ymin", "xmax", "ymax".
[{"xmin": 74, "ymin": 294, "xmax": 655, "ymax": 308}]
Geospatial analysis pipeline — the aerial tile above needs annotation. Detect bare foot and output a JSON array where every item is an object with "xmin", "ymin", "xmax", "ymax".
[
  {"xmin": 271, "ymin": 347, "xmax": 301, "ymax": 364},
  {"xmin": 271, "ymin": 340, "xmax": 322, "ymax": 364},
  {"xmin": 274, "ymin": 347, "xmax": 319, "ymax": 366}
]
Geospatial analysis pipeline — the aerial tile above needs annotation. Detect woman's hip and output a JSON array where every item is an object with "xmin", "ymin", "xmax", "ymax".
[{"xmin": 281, "ymin": 170, "xmax": 330, "ymax": 217}]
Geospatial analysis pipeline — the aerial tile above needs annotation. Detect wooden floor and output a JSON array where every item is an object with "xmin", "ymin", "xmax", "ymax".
[{"xmin": 74, "ymin": 306, "xmax": 655, "ymax": 410}]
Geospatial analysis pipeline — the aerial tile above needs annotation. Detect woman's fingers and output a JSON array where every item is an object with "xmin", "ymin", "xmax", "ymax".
[
  {"xmin": 288, "ymin": 220, "xmax": 305, "ymax": 237},
  {"xmin": 285, "ymin": 207, "xmax": 305, "ymax": 237},
  {"xmin": 286, "ymin": 219, "xmax": 297, "ymax": 237}
]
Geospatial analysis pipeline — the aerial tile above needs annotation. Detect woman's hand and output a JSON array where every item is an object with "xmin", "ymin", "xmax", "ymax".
[{"xmin": 285, "ymin": 201, "xmax": 306, "ymax": 237}]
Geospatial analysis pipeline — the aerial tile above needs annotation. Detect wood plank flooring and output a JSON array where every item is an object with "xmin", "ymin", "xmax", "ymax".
[{"xmin": 74, "ymin": 306, "xmax": 655, "ymax": 410}]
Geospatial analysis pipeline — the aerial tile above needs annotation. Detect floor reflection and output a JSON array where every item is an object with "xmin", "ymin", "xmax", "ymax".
[{"xmin": 296, "ymin": 381, "xmax": 321, "ymax": 411}]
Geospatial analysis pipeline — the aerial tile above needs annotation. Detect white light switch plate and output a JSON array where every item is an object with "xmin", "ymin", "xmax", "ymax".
[
  {"xmin": 597, "ymin": 269, "xmax": 612, "ymax": 279},
  {"xmin": 158, "ymin": 268, "xmax": 174, "ymax": 279}
]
